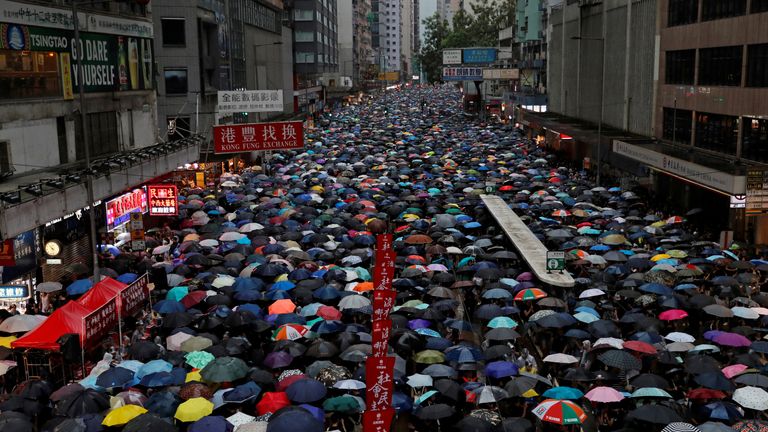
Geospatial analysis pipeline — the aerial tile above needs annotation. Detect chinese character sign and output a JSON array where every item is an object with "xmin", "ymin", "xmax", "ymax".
[
  {"xmin": 374, "ymin": 234, "xmax": 395, "ymax": 291},
  {"xmin": 363, "ymin": 409, "xmax": 395, "ymax": 432},
  {"xmin": 147, "ymin": 185, "xmax": 178, "ymax": 216},
  {"xmin": 0, "ymin": 286, "xmax": 29, "ymax": 299},
  {"xmin": 0, "ymin": 240, "xmax": 14, "ymax": 266},
  {"xmin": 372, "ymin": 290, "xmax": 396, "ymax": 322},
  {"xmin": 106, "ymin": 188, "xmax": 147, "ymax": 231},
  {"xmin": 371, "ymin": 319, "xmax": 392, "ymax": 358},
  {"xmin": 365, "ymin": 356, "xmax": 395, "ymax": 412},
  {"xmin": 120, "ymin": 273, "xmax": 149, "ymax": 316},
  {"xmin": 83, "ymin": 297, "xmax": 118, "ymax": 346},
  {"xmin": 217, "ymin": 90, "xmax": 283, "ymax": 113},
  {"xmin": 213, "ymin": 121, "xmax": 305, "ymax": 154}
]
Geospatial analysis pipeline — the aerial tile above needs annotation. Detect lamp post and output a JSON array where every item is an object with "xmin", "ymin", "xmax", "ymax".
[
  {"xmin": 71, "ymin": 1, "xmax": 101, "ymax": 282},
  {"xmin": 572, "ymin": 35, "xmax": 605, "ymax": 186}
]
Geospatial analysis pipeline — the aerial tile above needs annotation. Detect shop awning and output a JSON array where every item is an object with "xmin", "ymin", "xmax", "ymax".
[
  {"xmin": 11, "ymin": 301, "xmax": 91, "ymax": 351},
  {"xmin": 613, "ymin": 140, "xmax": 746, "ymax": 196}
]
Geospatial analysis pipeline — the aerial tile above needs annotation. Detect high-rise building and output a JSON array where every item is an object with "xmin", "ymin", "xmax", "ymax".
[
  {"xmin": 401, "ymin": 0, "xmax": 420, "ymax": 79},
  {"xmin": 377, "ymin": 0, "xmax": 402, "ymax": 73},
  {"xmin": 293, "ymin": 0, "xmax": 339, "ymax": 112},
  {"xmin": 338, "ymin": 0, "xmax": 373, "ymax": 87}
]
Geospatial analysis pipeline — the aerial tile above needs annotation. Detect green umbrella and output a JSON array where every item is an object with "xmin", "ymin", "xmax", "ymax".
[
  {"xmin": 200, "ymin": 357, "xmax": 249, "ymax": 382},
  {"xmin": 166, "ymin": 286, "xmax": 189, "ymax": 302},
  {"xmin": 185, "ymin": 351, "xmax": 215, "ymax": 369},
  {"xmin": 180, "ymin": 336, "xmax": 213, "ymax": 353},
  {"xmin": 413, "ymin": 350, "xmax": 446, "ymax": 364},
  {"xmin": 323, "ymin": 396, "xmax": 361, "ymax": 413}
]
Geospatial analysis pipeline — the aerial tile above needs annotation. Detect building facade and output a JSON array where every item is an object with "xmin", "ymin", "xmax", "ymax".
[
  {"xmin": 338, "ymin": 0, "xmax": 373, "ymax": 88},
  {"xmin": 401, "ymin": 0, "xmax": 419, "ymax": 79},
  {"xmin": 377, "ymin": 0, "xmax": 402, "ymax": 74},
  {"xmin": 293, "ymin": 0, "xmax": 339, "ymax": 78}
]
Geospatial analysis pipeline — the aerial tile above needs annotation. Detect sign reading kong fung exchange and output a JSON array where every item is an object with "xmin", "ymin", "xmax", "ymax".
[{"xmin": 213, "ymin": 121, "xmax": 305, "ymax": 154}]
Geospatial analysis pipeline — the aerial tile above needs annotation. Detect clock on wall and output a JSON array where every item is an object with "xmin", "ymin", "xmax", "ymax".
[{"xmin": 44, "ymin": 240, "xmax": 62, "ymax": 257}]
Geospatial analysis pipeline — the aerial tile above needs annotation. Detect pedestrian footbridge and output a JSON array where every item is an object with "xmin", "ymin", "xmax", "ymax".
[{"xmin": 481, "ymin": 194, "xmax": 575, "ymax": 288}]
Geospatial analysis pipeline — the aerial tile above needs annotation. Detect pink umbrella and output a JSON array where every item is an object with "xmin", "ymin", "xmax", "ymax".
[
  {"xmin": 658, "ymin": 309, "xmax": 689, "ymax": 321},
  {"xmin": 584, "ymin": 386, "xmax": 625, "ymax": 403},
  {"xmin": 722, "ymin": 364, "xmax": 749, "ymax": 379}
]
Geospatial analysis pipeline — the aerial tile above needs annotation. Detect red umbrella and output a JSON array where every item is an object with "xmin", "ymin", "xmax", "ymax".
[
  {"xmin": 317, "ymin": 306, "xmax": 342, "ymax": 320},
  {"xmin": 623, "ymin": 340, "xmax": 657, "ymax": 355},
  {"xmin": 256, "ymin": 392, "xmax": 291, "ymax": 415},
  {"xmin": 686, "ymin": 388, "xmax": 726, "ymax": 400},
  {"xmin": 658, "ymin": 309, "xmax": 688, "ymax": 321},
  {"xmin": 181, "ymin": 291, "xmax": 207, "ymax": 309}
]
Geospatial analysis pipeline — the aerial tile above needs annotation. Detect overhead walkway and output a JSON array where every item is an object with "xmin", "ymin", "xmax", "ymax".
[{"xmin": 481, "ymin": 194, "xmax": 575, "ymax": 288}]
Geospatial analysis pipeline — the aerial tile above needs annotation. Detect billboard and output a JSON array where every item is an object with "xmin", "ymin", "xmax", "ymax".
[
  {"xmin": 213, "ymin": 121, "xmax": 305, "ymax": 154},
  {"xmin": 442, "ymin": 67, "xmax": 483, "ymax": 81},
  {"xmin": 463, "ymin": 48, "xmax": 497, "ymax": 64},
  {"xmin": 442, "ymin": 49, "xmax": 462, "ymax": 64}
]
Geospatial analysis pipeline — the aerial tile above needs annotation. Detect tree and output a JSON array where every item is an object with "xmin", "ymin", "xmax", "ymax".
[
  {"xmin": 418, "ymin": 13, "xmax": 451, "ymax": 83},
  {"xmin": 468, "ymin": 0, "xmax": 517, "ymax": 47}
]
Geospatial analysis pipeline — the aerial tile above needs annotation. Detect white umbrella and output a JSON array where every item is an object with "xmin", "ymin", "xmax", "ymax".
[
  {"xmin": 212, "ymin": 275, "xmax": 236, "ymax": 288},
  {"xmin": 406, "ymin": 373, "xmax": 433, "ymax": 388},
  {"xmin": 37, "ymin": 282, "xmax": 63, "ymax": 293},
  {"xmin": 666, "ymin": 342, "xmax": 694, "ymax": 352},
  {"xmin": 585, "ymin": 255, "xmax": 607, "ymax": 265},
  {"xmin": 152, "ymin": 244, "xmax": 171, "ymax": 255},
  {"xmin": 220, "ymin": 232, "xmax": 245, "ymax": 242},
  {"xmin": 199, "ymin": 239, "xmax": 219, "ymax": 248},
  {"xmin": 338, "ymin": 295, "xmax": 371, "ymax": 311},
  {"xmin": 733, "ymin": 386, "xmax": 768, "ymax": 411},
  {"xmin": 579, "ymin": 288, "xmax": 606, "ymax": 298},
  {"xmin": 167, "ymin": 274, "xmax": 185, "ymax": 287},
  {"xmin": 0, "ymin": 360, "xmax": 17, "ymax": 376},
  {"xmin": 664, "ymin": 332, "xmax": 695, "ymax": 343},
  {"xmin": 0, "ymin": 315, "xmax": 46, "ymax": 333},
  {"xmin": 473, "ymin": 385, "xmax": 509, "ymax": 404},
  {"xmin": 227, "ymin": 412, "xmax": 256, "ymax": 429},
  {"xmin": 239, "ymin": 223, "xmax": 264, "ymax": 233},
  {"xmin": 221, "ymin": 181, "xmax": 238, "ymax": 187},
  {"xmin": 732, "ymin": 306, "xmax": 760, "ymax": 320},
  {"xmin": 592, "ymin": 337, "xmax": 624, "ymax": 350},
  {"xmin": 751, "ymin": 307, "xmax": 768, "ymax": 316},
  {"xmin": 167, "ymin": 332, "xmax": 194, "ymax": 351},
  {"xmin": 543, "ymin": 353, "xmax": 579, "ymax": 364},
  {"xmin": 333, "ymin": 379, "xmax": 366, "ymax": 390}
]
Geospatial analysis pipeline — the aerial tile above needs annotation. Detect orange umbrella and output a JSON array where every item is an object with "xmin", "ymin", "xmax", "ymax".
[
  {"xmin": 269, "ymin": 299, "xmax": 296, "ymax": 315},
  {"xmin": 352, "ymin": 282, "xmax": 374, "ymax": 293}
]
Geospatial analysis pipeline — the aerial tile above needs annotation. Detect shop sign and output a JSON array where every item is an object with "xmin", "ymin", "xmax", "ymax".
[
  {"xmin": 213, "ymin": 121, "xmax": 305, "ymax": 153},
  {"xmin": 546, "ymin": 251, "xmax": 566, "ymax": 272},
  {"xmin": 363, "ymin": 409, "xmax": 395, "ymax": 432},
  {"xmin": 0, "ymin": 230, "xmax": 37, "ymax": 284},
  {"xmin": 746, "ymin": 170, "xmax": 768, "ymax": 214},
  {"xmin": 482, "ymin": 68, "xmax": 519, "ymax": 80},
  {"xmin": 120, "ymin": 273, "xmax": 149, "ymax": 316},
  {"xmin": 217, "ymin": 90, "xmax": 284, "ymax": 113},
  {"xmin": 0, "ymin": 23, "xmax": 154, "ymax": 93},
  {"xmin": 83, "ymin": 297, "xmax": 117, "ymax": 344},
  {"xmin": 442, "ymin": 49, "xmax": 462, "ymax": 65},
  {"xmin": 0, "ymin": 0, "xmax": 152, "ymax": 38},
  {"xmin": 377, "ymin": 72, "xmax": 399, "ymax": 81},
  {"xmin": 0, "ymin": 285, "xmax": 28, "ymax": 299},
  {"xmin": 148, "ymin": 185, "xmax": 179, "ymax": 216},
  {"xmin": 442, "ymin": 67, "xmax": 483, "ymax": 81},
  {"xmin": 463, "ymin": 48, "xmax": 497, "ymax": 64},
  {"xmin": 106, "ymin": 188, "xmax": 147, "ymax": 232},
  {"xmin": 365, "ymin": 356, "xmax": 395, "ymax": 412},
  {"xmin": 0, "ymin": 240, "xmax": 14, "ymax": 266}
]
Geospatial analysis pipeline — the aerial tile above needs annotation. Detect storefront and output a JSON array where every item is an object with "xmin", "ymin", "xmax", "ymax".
[
  {"xmin": 0, "ymin": 229, "xmax": 39, "ymax": 311},
  {"xmin": 42, "ymin": 202, "xmax": 104, "ymax": 284}
]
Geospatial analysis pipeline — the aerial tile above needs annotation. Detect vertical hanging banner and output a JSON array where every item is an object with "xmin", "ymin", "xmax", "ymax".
[
  {"xmin": 372, "ymin": 290, "xmax": 396, "ymax": 322},
  {"xmin": 374, "ymin": 234, "xmax": 395, "ymax": 291},
  {"xmin": 363, "ymin": 409, "xmax": 396, "ymax": 432},
  {"xmin": 371, "ymin": 319, "xmax": 392, "ymax": 358},
  {"xmin": 365, "ymin": 356, "xmax": 395, "ymax": 411}
]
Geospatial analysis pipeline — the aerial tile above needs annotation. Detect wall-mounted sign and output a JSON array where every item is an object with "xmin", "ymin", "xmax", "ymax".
[
  {"xmin": 442, "ymin": 49, "xmax": 462, "ymax": 65},
  {"xmin": 442, "ymin": 67, "xmax": 483, "ymax": 81},
  {"xmin": 462, "ymin": 48, "xmax": 497, "ymax": 64},
  {"xmin": 483, "ymin": 68, "xmax": 519, "ymax": 80},
  {"xmin": 213, "ymin": 121, "xmax": 305, "ymax": 153},
  {"xmin": 106, "ymin": 188, "xmax": 147, "ymax": 232},
  {"xmin": 0, "ymin": 230, "xmax": 37, "ymax": 283},
  {"xmin": 0, "ymin": 285, "xmax": 28, "ymax": 299},
  {"xmin": 147, "ymin": 185, "xmax": 179, "ymax": 216},
  {"xmin": 217, "ymin": 90, "xmax": 284, "ymax": 113}
]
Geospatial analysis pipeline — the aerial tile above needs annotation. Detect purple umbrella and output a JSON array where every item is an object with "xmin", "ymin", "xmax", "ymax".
[
  {"xmin": 703, "ymin": 330, "xmax": 725, "ymax": 341},
  {"xmin": 713, "ymin": 332, "xmax": 752, "ymax": 347},
  {"xmin": 189, "ymin": 416, "xmax": 233, "ymax": 432},
  {"xmin": 299, "ymin": 404, "xmax": 325, "ymax": 423},
  {"xmin": 264, "ymin": 351, "xmax": 294, "ymax": 369},
  {"xmin": 485, "ymin": 361, "xmax": 519, "ymax": 379},
  {"xmin": 408, "ymin": 319, "xmax": 432, "ymax": 330}
]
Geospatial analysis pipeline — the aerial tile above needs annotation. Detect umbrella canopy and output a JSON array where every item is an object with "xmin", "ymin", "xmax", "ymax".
[{"xmin": 532, "ymin": 399, "xmax": 587, "ymax": 425}]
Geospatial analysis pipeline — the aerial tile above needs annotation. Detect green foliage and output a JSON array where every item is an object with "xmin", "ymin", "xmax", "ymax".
[{"xmin": 417, "ymin": 0, "xmax": 516, "ymax": 83}]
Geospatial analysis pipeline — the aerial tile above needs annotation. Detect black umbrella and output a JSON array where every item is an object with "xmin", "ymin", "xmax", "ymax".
[
  {"xmin": 416, "ymin": 403, "xmax": 455, "ymax": 420},
  {"xmin": 0, "ymin": 412, "xmax": 33, "ymax": 432},
  {"xmin": 434, "ymin": 379, "xmax": 465, "ymax": 402},
  {"xmin": 627, "ymin": 404, "xmax": 683, "ymax": 424},
  {"xmin": 630, "ymin": 373, "xmax": 670, "ymax": 389},
  {"xmin": 694, "ymin": 371, "xmax": 736, "ymax": 392},
  {"xmin": 128, "ymin": 340, "xmax": 161, "ymax": 362},
  {"xmin": 597, "ymin": 350, "xmax": 641, "ymax": 371},
  {"xmin": 123, "ymin": 413, "xmax": 176, "ymax": 432},
  {"xmin": 684, "ymin": 355, "xmax": 720, "ymax": 374},
  {"xmin": 54, "ymin": 388, "xmax": 109, "ymax": 417},
  {"xmin": 455, "ymin": 416, "xmax": 495, "ymax": 432}
]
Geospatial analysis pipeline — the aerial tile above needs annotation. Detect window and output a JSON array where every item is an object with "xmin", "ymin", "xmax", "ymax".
[
  {"xmin": 0, "ymin": 141, "xmax": 10, "ymax": 173},
  {"xmin": 295, "ymin": 31, "xmax": 314, "ymax": 42},
  {"xmin": 161, "ymin": 18, "xmax": 186, "ymax": 46},
  {"xmin": 668, "ymin": 0, "xmax": 698, "ymax": 25},
  {"xmin": 698, "ymin": 46, "xmax": 742, "ymax": 86},
  {"xmin": 701, "ymin": 0, "xmax": 746, "ymax": 21},
  {"xmin": 747, "ymin": 44, "xmax": 768, "ymax": 87},
  {"xmin": 294, "ymin": 9, "xmax": 314, "ymax": 21},
  {"xmin": 665, "ymin": 50, "xmax": 696, "ymax": 84},
  {"xmin": 0, "ymin": 50, "xmax": 60, "ymax": 99},
  {"xmin": 663, "ymin": 108, "xmax": 693, "ymax": 144},
  {"xmin": 695, "ymin": 112, "xmax": 739, "ymax": 155},
  {"xmin": 752, "ymin": 0, "xmax": 768, "ymax": 13},
  {"xmin": 75, "ymin": 112, "xmax": 119, "ymax": 160},
  {"xmin": 296, "ymin": 52, "xmax": 315, "ymax": 63},
  {"xmin": 164, "ymin": 69, "xmax": 188, "ymax": 94},
  {"xmin": 742, "ymin": 118, "xmax": 768, "ymax": 162}
]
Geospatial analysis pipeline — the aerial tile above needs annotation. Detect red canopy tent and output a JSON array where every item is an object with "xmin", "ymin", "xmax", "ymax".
[
  {"xmin": 11, "ymin": 301, "xmax": 91, "ymax": 351},
  {"xmin": 77, "ymin": 277, "xmax": 127, "ymax": 311}
]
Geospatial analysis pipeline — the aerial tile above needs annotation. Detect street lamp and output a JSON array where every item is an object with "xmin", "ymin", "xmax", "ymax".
[{"xmin": 572, "ymin": 36, "xmax": 605, "ymax": 186}]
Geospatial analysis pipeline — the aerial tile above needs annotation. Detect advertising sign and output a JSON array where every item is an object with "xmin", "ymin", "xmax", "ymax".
[
  {"xmin": 746, "ymin": 169, "xmax": 768, "ymax": 215},
  {"xmin": 106, "ymin": 188, "xmax": 147, "ymax": 231},
  {"xmin": 120, "ymin": 273, "xmax": 149, "ymax": 316},
  {"xmin": 546, "ymin": 251, "xmax": 566, "ymax": 272},
  {"xmin": 377, "ymin": 72, "xmax": 399, "ymax": 81},
  {"xmin": 0, "ymin": 240, "xmax": 14, "ymax": 266},
  {"xmin": 442, "ymin": 67, "xmax": 483, "ymax": 81},
  {"xmin": 0, "ymin": 286, "xmax": 28, "ymax": 299},
  {"xmin": 372, "ymin": 290, "xmax": 396, "ymax": 322},
  {"xmin": 363, "ymin": 409, "xmax": 395, "ymax": 432},
  {"xmin": 83, "ymin": 297, "xmax": 118, "ymax": 345},
  {"xmin": 442, "ymin": 49, "xmax": 462, "ymax": 65},
  {"xmin": 213, "ymin": 121, "xmax": 305, "ymax": 153},
  {"xmin": 483, "ymin": 68, "xmax": 519, "ymax": 80},
  {"xmin": 365, "ymin": 356, "xmax": 395, "ymax": 412},
  {"xmin": 462, "ymin": 48, "xmax": 497, "ymax": 64},
  {"xmin": 0, "ymin": 230, "xmax": 37, "ymax": 283},
  {"xmin": 148, "ymin": 185, "xmax": 179, "ymax": 216},
  {"xmin": 217, "ymin": 90, "xmax": 284, "ymax": 113}
]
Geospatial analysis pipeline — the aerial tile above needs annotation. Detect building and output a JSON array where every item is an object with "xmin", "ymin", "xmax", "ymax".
[
  {"xmin": 0, "ymin": 0, "xmax": 200, "ymax": 286},
  {"xmin": 338, "ymin": 0, "xmax": 373, "ymax": 88},
  {"xmin": 376, "ymin": 0, "xmax": 402, "ymax": 74},
  {"xmin": 401, "ymin": 0, "xmax": 420, "ymax": 79},
  {"xmin": 293, "ymin": 0, "xmax": 339, "ymax": 113}
]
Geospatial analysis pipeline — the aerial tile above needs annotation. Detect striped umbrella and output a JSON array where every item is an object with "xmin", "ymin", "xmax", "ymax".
[
  {"xmin": 272, "ymin": 324, "xmax": 309, "ymax": 341},
  {"xmin": 532, "ymin": 399, "xmax": 587, "ymax": 425},
  {"xmin": 514, "ymin": 288, "xmax": 547, "ymax": 301}
]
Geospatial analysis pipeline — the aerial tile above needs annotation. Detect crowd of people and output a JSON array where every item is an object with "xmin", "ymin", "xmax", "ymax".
[{"xmin": 0, "ymin": 85, "xmax": 766, "ymax": 432}]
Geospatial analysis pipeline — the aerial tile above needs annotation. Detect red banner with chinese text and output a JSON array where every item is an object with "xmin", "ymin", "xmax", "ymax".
[
  {"xmin": 372, "ymin": 290, "xmax": 396, "ymax": 322},
  {"xmin": 213, "ymin": 121, "xmax": 305, "ymax": 153},
  {"xmin": 371, "ymin": 319, "xmax": 392, "ymax": 358},
  {"xmin": 365, "ymin": 356, "xmax": 395, "ymax": 412},
  {"xmin": 83, "ymin": 297, "xmax": 118, "ymax": 347},
  {"xmin": 363, "ymin": 409, "xmax": 395, "ymax": 432},
  {"xmin": 374, "ymin": 234, "xmax": 395, "ymax": 291}
]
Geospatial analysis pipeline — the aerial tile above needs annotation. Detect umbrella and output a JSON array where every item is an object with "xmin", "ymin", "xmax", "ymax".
[
  {"xmin": 416, "ymin": 403, "xmax": 455, "ymax": 420},
  {"xmin": 267, "ymin": 406, "xmax": 323, "ymax": 432},
  {"xmin": 532, "ymin": 399, "xmax": 587, "ymax": 425},
  {"xmin": 597, "ymin": 349, "xmax": 641, "ymax": 370},
  {"xmin": 542, "ymin": 386, "xmax": 584, "ymax": 400},
  {"xmin": 95, "ymin": 367, "xmax": 135, "ymax": 388},
  {"xmin": 55, "ymin": 387, "xmax": 110, "ymax": 417},
  {"xmin": 102, "ymin": 405, "xmax": 148, "ymax": 426},
  {"xmin": 123, "ymin": 414, "xmax": 176, "ymax": 432},
  {"xmin": 0, "ymin": 315, "xmax": 45, "ymax": 333},
  {"xmin": 174, "ymin": 397, "xmax": 213, "ymax": 423},
  {"xmin": 661, "ymin": 424, "xmax": 702, "ymax": 432},
  {"xmin": 200, "ymin": 356, "xmax": 249, "ymax": 382},
  {"xmin": 584, "ymin": 386, "xmax": 624, "ymax": 403},
  {"xmin": 285, "ymin": 378, "xmax": 327, "ymax": 403},
  {"xmin": 733, "ymin": 386, "xmax": 768, "ymax": 411}
]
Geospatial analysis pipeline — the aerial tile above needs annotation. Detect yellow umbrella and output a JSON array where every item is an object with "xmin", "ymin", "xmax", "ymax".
[
  {"xmin": 185, "ymin": 370, "xmax": 203, "ymax": 383},
  {"xmin": 0, "ymin": 336, "xmax": 17, "ymax": 348},
  {"xmin": 102, "ymin": 405, "xmax": 147, "ymax": 426},
  {"xmin": 175, "ymin": 397, "xmax": 213, "ymax": 423},
  {"xmin": 651, "ymin": 254, "xmax": 671, "ymax": 262}
]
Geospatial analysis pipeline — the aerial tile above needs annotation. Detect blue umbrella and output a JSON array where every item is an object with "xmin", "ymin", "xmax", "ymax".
[
  {"xmin": 189, "ymin": 416, "xmax": 233, "ymax": 432},
  {"xmin": 445, "ymin": 346, "xmax": 484, "ymax": 363},
  {"xmin": 117, "ymin": 273, "xmax": 138, "ymax": 284},
  {"xmin": 392, "ymin": 391, "xmax": 414, "ymax": 412},
  {"xmin": 639, "ymin": 283, "xmax": 673, "ymax": 296},
  {"xmin": 542, "ymin": 386, "xmax": 584, "ymax": 400},
  {"xmin": 267, "ymin": 406, "xmax": 323, "ymax": 432},
  {"xmin": 153, "ymin": 300, "xmax": 186, "ymax": 314},
  {"xmin": 224, "ymin": 382, "xmax": 261, "ymax": 403},
  {"xmin": 137, "ymin": 359, "xmax": 173, "ymax": 379},
  {"xmin": 286, "ymin": 379, "xmax": 328, "ymax": 403},
  {"xmin": 95, "ymin": 367, "xmax": 135, "ymax": 388},
  {"xmin": 145, "ymin": 392, "xmax": 181, "ymax": 418},
  {"xmin": 485, "ymin": 361, "xmax": 519, "ymax": 379},
  {"xmin": 232, "ymin": 277, "xmax": 264, "ymax": 292},
  {"xmin": 67, "ymin": 279, "xmax": 93, "ymax": 296},
  {"xmin": 705, "ymin": 401, "xmax": 743, "ymax": 421},
  {"xmin": 139, "ymin": 372, "xmax": 175, "ymax": 388},
  {"xmin": 298, "ymin": 404, "xmax": 325, "ymax": 424}
]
